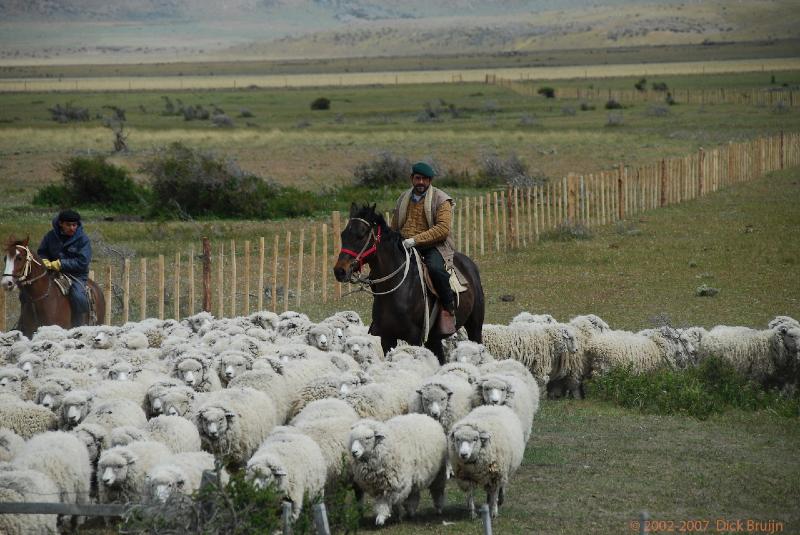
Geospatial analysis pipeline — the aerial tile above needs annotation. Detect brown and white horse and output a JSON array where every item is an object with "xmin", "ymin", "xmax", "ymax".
[{"xmin": 3, "ymin": 236, "xmax": 105, "ymax": 337}]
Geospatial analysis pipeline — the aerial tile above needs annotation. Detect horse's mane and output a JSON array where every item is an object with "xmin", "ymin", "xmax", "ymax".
[
  {"xmin": 352, "ymin": 204, "xmax": 401, "ymax": 244},
  {"xmin": 4, "ymin": 235, "xmax": 29, "ymax": 256}
]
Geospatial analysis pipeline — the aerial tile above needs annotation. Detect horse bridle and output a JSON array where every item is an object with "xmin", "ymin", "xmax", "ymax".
[
  {"xmin": 340, "ymin": 217, "xmax": 411, "ymax": 295},
  {"xmin": 8, "ymin": 245, "xmax": 48, "ymax": 287}
]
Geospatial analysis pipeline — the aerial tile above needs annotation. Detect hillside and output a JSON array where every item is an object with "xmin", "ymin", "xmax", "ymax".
[{"xmin": 0, "ymin": 0, "xmax": 798, "ymax": 65}]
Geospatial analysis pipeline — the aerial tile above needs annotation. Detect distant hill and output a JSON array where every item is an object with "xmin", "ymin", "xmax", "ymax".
[{"xmin": 0, "ymin": 0, "xmax": 797, "ymax": 65}]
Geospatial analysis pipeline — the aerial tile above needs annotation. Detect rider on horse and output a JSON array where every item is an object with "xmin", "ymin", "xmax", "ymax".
[
  {"xmin": 37, "ymin": 209, "xmax": 92, "ymax": 327},
  {"xmin": 390, "ymin": 162, "xmax": 457, "ymax": 336}
]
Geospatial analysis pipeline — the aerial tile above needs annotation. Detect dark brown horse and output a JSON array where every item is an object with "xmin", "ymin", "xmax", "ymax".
[
  {"xmin": 2, "ymin": 236, "xmax": 105, "ymax": 338},
  {"xmin": 334, "ymin": 204, "xmax": 484, "ymax": 364}
]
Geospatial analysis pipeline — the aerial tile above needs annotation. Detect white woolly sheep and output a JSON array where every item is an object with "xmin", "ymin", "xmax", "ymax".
[
  {"xmin": 217, "ymin": 350, "xmax": 254, "ymax": 386},
  {"xmin": 248, "ymin": 310, "xmax": 280, "ymax": 331},
  {"xmin": 289, "ymin": 398, "xmax": 360, "ymax": 427},
  {"xmin": 0, "ymin": 467, "xmax": 60, "ymax": 534},
  {"xmin": 289, "ymin": 372, "xmax": 366, "ymax": 419},
  {"xmin": 0, "ymin": 366, "xmax": 36, "ymax": 400},
  {"xmin": 448, "ymin": 405, "xmax": 526, "ymax": 519},
  {"xmin": 98, "ymin": 440, "xmax": 172, "ymax": 504},
  {"xmin": 435, "ymin": 361, "xmax": 482, "ymax": 386},
  {"xmin": 305, "ymin": 323, "xmax": 342, "ymax": 352},
  {"xmin": 110, "ymin": 425, "xmax": 147, "ymax": 447},
  {"xmin": 697, "ymin": 325, "xmax": 800, "ymax": 390},
  {"xmin": 228, "ymin": 367, "xmax": 293, "ymax": 424},
  {"xmin": 511, "ymin": 312, "xmax": 558, "ymax": 325},
  {"xmin": 183, "ymin": 311, "xmax": 215, "ymax": 333},
  {"xmin": 194, "ymin": 387, "xmax": 280, "ymax": 468},
  {"xmin": 584, "ymin": 329, "xmax": 667, "ymax": 379},
  {"xmin": 349, "ymin": 414, "xmax": 448, "ymax": 526},
  {"xmin": 246, "ymin": 426, "xmax": 327, "ymax": 521},
  {"xmin": 34, "ymin": 375, "xmax": 77, "ymax": 413},
  {"xmin": 13, "ymin": 431, "xmax": 92, "ymax": 507},
  {"xmin": 342, "ymin": 334, "xmax": 384, "ymax": 368},
  {"xmin": 17, "ymin": 352, "xmax": 44, "ymax": 378},
  {"xmin": 447, "ymin": 340, "xmax": 495, "ymax": 366},
  {"xmin": 480, "ymin": 359, "xmax": 541, "ymax": 408},
  {"xmin": 768, "ymin": 316, "xmax": 800, "ymax": 330},
  {"xmin": 385, "ymin": 345, "xmax": 440, "ymax": 376},
  {"xmin": 59, "ymin": 389, "xmax": 95, "ymax": 430},
  {"xmin": 343, "ymin": 364, "xmax": 422, "ymax": 420},
  {"xmin": 275, "ymin": 312, "xmax": 313, "ymax": 339},
  {"xmin": 89, "ymin": 378, "xmax": 148, "ymax": 408},
  {"xmin": 172, "ymin": 354, "xmax": 222, "ymax": 392},
  {"xmin": 72, "ymin": 422, "xmax": 111, "ymax": 497},
  {"xmin": 638, "ymin": 326, "xmax": 697, "ymax": 370},
  {"xmin": 111, "ymin": 415, "xmax": 201, "ymax": 454},
  {"xmin": 145, "ymin": 451, "xmax": 227, "ymax": 503},
  {"xmin": 0, "ymin": 427, "xmax": 24, "ymax": 462},
  {"xmin": 84, "ymin": 398, "xmax": 148, "ymax": 434},
  {"xmin": 0, "ymin": 392, "xmax": 58, "ymax": 438},
  {"xmin": 144, "ymin": 379, "xmax": 185, "ymax": 418},
  {"xmin": 162, "ymin": 386, "xmax": 203, "ymax": 419},
  {"xmin": 477, "ymin": 373, "xmax": 536, "ymax": 442},
  {"xmin": 409, "ymin": 374, "xmax": 477, "ymax": 433}
]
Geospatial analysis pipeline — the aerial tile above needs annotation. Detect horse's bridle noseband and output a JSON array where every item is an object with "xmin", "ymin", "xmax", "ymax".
[
  {"xmin": 339, "ymin": 217, "xmax": 382, "ymax": 270},
  {"xmin": 9, "ymin": 245, "xmax": 48, "ymax": 287}
]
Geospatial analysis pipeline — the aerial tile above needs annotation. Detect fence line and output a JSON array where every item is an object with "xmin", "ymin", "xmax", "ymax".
[
  {"xmin": 1, "ymin": 133, "xmax": 797, "ymax": 328},
  {"xmin": 486, "ymin": 74, "xmax": 798, "ymax": 107}
]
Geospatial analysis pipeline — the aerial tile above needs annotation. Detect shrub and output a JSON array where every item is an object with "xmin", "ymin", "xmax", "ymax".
[
  {"xmin": 310, "ymin": 97, "xmax": 331, "ymax": 110},
  {"xmin": 537, "ymin": 87, "xmax": 556, "ymax": 98},
  {"xmin": 212, "ymin": 114, "xmax": 234, "ymax": 128},
  {"xmin": 634, "ymin": 77, "xmax": 647, "ymax": 92},
  {"xmin": 605, "ymin": 98, "xmax": 624, "ymax": 110},
  {"xmin": 579, "ymin": 101, "xmax": 595, "ymax": 111},
  {"xmin": 561, "ymin": 106, "xmax": 577, "ymax": 116},
  {"xmin": 585, "ymin": 357, "xmax": 800, "ymax": 419},
  {"xmin": 33, "ymin": 155, "xmax": 146, "ymax": 210},
  {"xmin": 48, "ymin": 102, "xmax": 90, "ymax": 123},
  {"xmin": 652, "ymin": 81, "xmax": 669, "ymax": 92},
  {"xmin": 142, "ymin": 142, "xmax": 294, "ymax": 219},
  {"xmin": 478, "ymin": 151, "xmax": 531, "ymax": 187},
  {"xmin": 238, "ymin": 108, "xmax": 254, "ymax": 118},
  {"xmin": 540, "ymin": 222, "xmax": 592, "ymax": 242},
  {"xmin": 353, "ymin": 151, "xmax": 410, "ymax": 187}
]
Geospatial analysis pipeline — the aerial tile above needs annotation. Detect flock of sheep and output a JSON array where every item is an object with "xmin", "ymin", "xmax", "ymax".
[{"xmin": 0, "ymin": 308, "xmax": 797, "ymax": 532}]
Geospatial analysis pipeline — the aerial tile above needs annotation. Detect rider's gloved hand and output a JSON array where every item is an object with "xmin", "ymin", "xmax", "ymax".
[
  {"xmin": 43, "ymin": 259, "xmax": 61, "ymax": 271},
  {"xmin": 402, "ymin": 238, "xmax": 416, "ymax": 249}
]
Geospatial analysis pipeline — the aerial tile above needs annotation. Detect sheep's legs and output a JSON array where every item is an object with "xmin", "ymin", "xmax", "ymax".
[
  {"xmin": 374, "ymin": 501, "xmax": 392, "ymax": 526},
  {"xmin": 403, "ymin": 487, "xmax": 420, "ymax": 518},
  {"xmin": 466, "ymin": 486, "xmax": 477, "ymax": 520},
  {"xmin": 487, "ymin": 486, "xmax": 500, "ymax": 518},
  {"xmin": 429, "ymin": 465, "xmax": 448, "ymax": 514}
]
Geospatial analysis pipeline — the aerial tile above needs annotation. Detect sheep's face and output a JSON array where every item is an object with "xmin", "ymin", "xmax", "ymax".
[
  {"xmin": 349, "ymin": 424, "xmax": 384, "ymax": 461},
  {"xmin": 336, "ymin": 374, "xmax": 362, "ymax": 395},
  {"xmin": 99, "ymin": 452, "xmax": 133, "ymax": 488},
  {"xmin": 185, "ymin": 313, "xmax": 213, "ymax": 333},
  {"xmin": 781, "ymin": 328, "xmax": 800, "ymax": 362},
  {"xmin": 30, "ymin": 339, "xmax": 63, "ymax": 356},
  {"xmin": 276, "ymin": 317, "xmax": 310, "ymax": 339},
  {"xmin": 18, "ymin": 355, "xmax": 42, "ymax": 378},
  {"xmin": 147, "ymin": 465, "xmax": 187, "ymax": 503},
  {"xmin": 92, "ymin": 331, "xmax": 114, "ymax": 349},
  {"xmin": 307, "ymin": 327, "xmax": 333, "ymax": 351},
  {"xmin": 480, "ymin": 378, "xmax": 512, "ymax": 406},
  {"xmin": 557, "ymin": 327, "xmax": 578, "ymax": 354},
  {"xmin": 0, "ymin": 367, "xmax": 25, "ymax": 394},
  {"xmin": 451, "ymin": 426, "xmax": 490, "ymax": 462},
  {"xmin": 199, "ymin": 407, "xmax": 235, "ymax": 441},
  {"xmin": 246, "ymin": 458, "xmax": 287, "ymax": 491},
  {"xmin": 146, "ymin": 382, "xmax": 178, "ymax": 416},
  {"xmin": 201, "ymin": 331, "xmax": 230, "ymax": 351},
  {"xmin": 62, "ymin": 393, "xmax": 92, "ymax": 427},
  {"xmin": 418, "ymin": 384, "xmax": 453, "ymax": 420},
  {"xmin": 108, "ymin": 362, "xmax": 134, "ymax": 381},
  {"xmin": 220, "ymin": 354, "xmax": 250, "ymax": 382},
  {"xmin": 453, "ymin": 346, "xmax": 482, "ymax": 365},
  {"xmin": 36, "ymin": 383, "xmax": 67, "ymax": 411},
  {"xmin": 177, "ymin": 359, "xmax": 205, "ymax": 387},
  {"xmin": 163, "ymin": 391, "xmax": 194, "ymax": 417}
]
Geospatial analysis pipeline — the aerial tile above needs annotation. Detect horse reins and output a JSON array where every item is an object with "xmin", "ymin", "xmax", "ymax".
[
  {"xmin": 340, "ymin": 218, "xmax": 412, "ymax": 296},
  {"xmin": 11, "ymin": 245, "xmax": 49, "ymax": 288}
]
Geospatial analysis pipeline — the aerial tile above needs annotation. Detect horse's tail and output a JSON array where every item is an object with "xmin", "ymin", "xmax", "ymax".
[{"xmin": 87, "ymin": 278, "xmax": 106, "ymax": 325}]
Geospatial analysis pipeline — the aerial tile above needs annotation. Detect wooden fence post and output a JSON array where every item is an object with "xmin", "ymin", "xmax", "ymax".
[
  {"xmin": 158, "ymin": 254, "xmax": 165, "ymax": 320},
  {"xmin": 525, "ymin": 187, "xmax": 532, "ymax": 245},
  {"xmin": 122, "ymin": 258, "xmax": 130, "ymax": 324},
  {"xmin": 230, "ymin": 240, "xmax": 237, "ymax": 318},
  {"xmin": 456, "ymin": 199, "xmax": 462, "ymax": 251},
  {"xmin": 503, "ymin": 189, "xmax": 510, "ymax": 250},
  {"xmin": 271, "ymin": 235, "xmax": 279, "ymax": 313},
  {"xmin": 780, "ymin": 130, "xmax": 785, "ymax": 170},
  {"xmin": 473, "ymin": 194, "xmax": 480, "ymax": 253},
  {"xmin": 104, "ymin": 265, "xmax": 112, "ymax": 325},
  {"xmin": 332, "ymin": 212, "xmax": 341, "ymax": 300},
  {"xmin": 567, "ymin": 174, "xmax": 577, "ymax": 223},
  {"xmin": 464, "ymin": 197, "xmax": 470, "ymax": 256},
  {"xmin": 493, "ymin": 192, "xmax": 500, "ymax": 252},
  {"xmin": 322, "ymin": 224, "xmax": 329, "ymax": 304},
  {"xmin": 296, "ymin": 229, "xmax": 304, "ymax": 308},
  {"xmin": 258, "ymin": 237, "xmax": 265, "ymax": 311},
  {"xmin": 244, "ymin": 241, "xmax": 251, "ymax": 315},
  {"xmin": 202, "ymin": 238, "xmax": 211, "ymax": 313},
  {"xmin": 217, "ymin": 245, "xmax": 224, "ymax": 318},
  {"xmin": 660, "ymin": 159, "xmax": 667, "ymax": 207},
  {"xmin": 0, "ymin": 283, "xmax": 5, "ymax": 331},
  {"xmin": 310, "ymin": 228, "xmax": 317, "ymax": 294},
  {"xmin": 479, "ymin": 195, "xmax": 485, "ymax": 255},
  {"xmin": 188, "ymin": 246, "xmax": 195, "ymax": 316},
  {"xmin": 513, "ymin": 188, "xmax": 520, "ymax": 248},
  {"xmin": 283, "ymin": 231, "xmax": 291, "ymax": 312},
  {"xmin": 698, "ymin": 148, "xmax": 705, "ymax": 197},
  {"xmin": 173, "ymin": 252, "xmax": 180, "ymax": 320},
  {"xmin": 617, "ymin": 165, "xmax": 626, "ymax": 220}
]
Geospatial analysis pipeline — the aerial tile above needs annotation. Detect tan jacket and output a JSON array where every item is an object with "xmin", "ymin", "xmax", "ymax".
[{"xmin": 391, "ymin": 186, "xmax": 456, "ymax": 267}]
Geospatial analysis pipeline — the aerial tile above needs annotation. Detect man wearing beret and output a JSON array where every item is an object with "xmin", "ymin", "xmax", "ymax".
[
  {"xmin": 37, "ymin": 209, "xmax": 93, "ymax": 327},
  {"xmin": 391, "ymin": 162, "xmax": 457, "ymax": 336}
]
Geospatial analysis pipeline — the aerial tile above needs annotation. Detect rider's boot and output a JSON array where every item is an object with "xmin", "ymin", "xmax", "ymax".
[{"xmin": 438, "ymin": 301, "xmax": 456, "ymax": 336}]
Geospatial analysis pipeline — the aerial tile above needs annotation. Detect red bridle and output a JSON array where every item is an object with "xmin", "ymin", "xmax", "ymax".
[{"xmin": 340, "ymin": 218, "xmax": 382, "ymax": 270}]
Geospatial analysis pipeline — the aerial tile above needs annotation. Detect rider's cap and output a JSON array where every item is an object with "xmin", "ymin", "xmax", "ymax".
[
  {"xmin": 58, "ymin": 209, "xmax": 81, "ymax": 223},
  {"xmin": 411, "ymin": 161, "xmax": 436, "ymax": 179}
]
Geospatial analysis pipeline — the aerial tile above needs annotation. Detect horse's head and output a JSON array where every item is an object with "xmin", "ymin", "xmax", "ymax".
[
  {"xmin": 334, "ymin": 203, "xmax": 392, "ymax": 282},
  {"xmin": 2, "ymin": 235, "xmax": 32, "ymax": 290}
]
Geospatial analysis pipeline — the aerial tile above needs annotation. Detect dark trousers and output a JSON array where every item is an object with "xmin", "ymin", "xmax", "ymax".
[
  {"xmin": 69, "ymin": 276, "xmax": 89, "ymax": 315},
  {"xmin": 418, "ymin": 247, "xmax": 455, "ymax": 310}
]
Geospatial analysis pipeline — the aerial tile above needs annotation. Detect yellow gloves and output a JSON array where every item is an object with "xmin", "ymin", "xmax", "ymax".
[{"xmin": 43, "ymin": 259, "xmax": 61, "ymax": 271}]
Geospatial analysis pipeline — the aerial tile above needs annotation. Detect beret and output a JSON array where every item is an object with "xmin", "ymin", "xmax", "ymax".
[{"xmin": 411, "ymin": 161, "xmax": 436, "ymax": 179}]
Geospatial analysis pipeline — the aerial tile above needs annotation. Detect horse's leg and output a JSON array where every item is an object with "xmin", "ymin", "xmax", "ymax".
[
  {"xmin": 425, "ymin": 335, "xmax": 446, "ymax": 366},
  {"xmin": 380, "ymin": 335, "xmax": 398, "ymax": 355},
  {"xmin": 462, "ymin": 305, "xmax": 484, "ymax": 344}
]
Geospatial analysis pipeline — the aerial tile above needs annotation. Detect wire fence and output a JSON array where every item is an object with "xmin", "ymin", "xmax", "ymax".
[{"xmin": 1, "ymin": 132, "xmax": 798, "ymax": 330}]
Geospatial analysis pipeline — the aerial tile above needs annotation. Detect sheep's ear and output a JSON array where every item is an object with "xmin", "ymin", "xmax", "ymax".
[
  {"xmin": 224, "ymin": 410, "xmax": 237, "ymax": 420},
  {"xmin": 176, "ymin": 479, "xmax": 185, "ymax": 489},
  {"xmin": 479, "ymin": 431, "xmax": 491, "ymax": 446},
  {"xmin": 415, "ymin": 389, "xmax": 423, "ymax": 396},
  {"xmin": 273, "ymin": 467, "xmax": 287, "ymax": 477},
  {"xmin": 373, "ymin": 431, "xmax": 385, "ymax": 444}
]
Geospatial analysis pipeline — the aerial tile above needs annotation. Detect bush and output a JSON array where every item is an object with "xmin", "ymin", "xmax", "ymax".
[
  {"xmin": 142, "ymin": 142, "xmax": 314, "ymax": 219},
  {"xmin": 310, "ymin": 97, "xmax": 331, "ymax": 110},
  {"xmin": 478, "ymin": 151, "xmax": 531, "ymax": 187},
  {"xmin": 33, "ymin": 155, "xmax": 146, "ymax": 210},
  {"xmin": 604, "ymin": 98, "xmax": 624, "ymax": 110},
  {"xmin": 579, "ymin": 101, "xmax": 595, "ymax": 111},
  {"xmin": 634, "ymin": 77, "xmax": 647, "ymax": 92},
  {"xmin": 540, "ymin": 222, "xmax": 592, "ymax": 242},
  {"xmin": 652, "ymin": 81, "xmax": 669, "ymax": 92},
  {"xmin": 585, "ymin": 357, "xmax": 800, "ymax": 419},
  {"xmin": 353, "ymin": 151, "xmax": 410, "ymax": 187},
  {"xmin": 537, "ymin": 87, "xmax": 555, "ymax": 98},
  {"xmin": 48, "ymin": 102, "xmax": 90, "ymax": 123}
]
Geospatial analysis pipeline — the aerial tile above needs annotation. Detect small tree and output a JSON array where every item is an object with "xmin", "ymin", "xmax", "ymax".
[
  {"xmin": 310, "ymin": 97, "xmax": 331, "ymax": 110},
  {"xmin": 537, "ymin": 87, "xmax": 556, "ymax": 99},
  {"xmin": 634, "ymin": 78, "xmax": 647, "ymax": 92}
]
